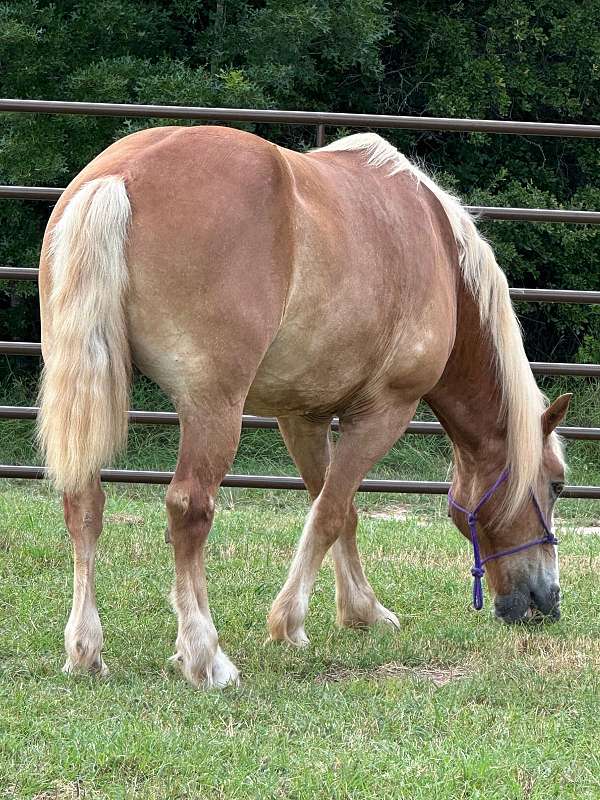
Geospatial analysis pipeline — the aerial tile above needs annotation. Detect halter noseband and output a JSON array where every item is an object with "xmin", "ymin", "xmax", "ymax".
[{"xmin": 448, "ymin": 468, "xmax": 558, "ymax": 610}]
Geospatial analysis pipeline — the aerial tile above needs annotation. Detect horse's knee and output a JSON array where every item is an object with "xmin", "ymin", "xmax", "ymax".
[{"xmin": 166, "ymin": 479, "xmax": 215, "ymax": 541}]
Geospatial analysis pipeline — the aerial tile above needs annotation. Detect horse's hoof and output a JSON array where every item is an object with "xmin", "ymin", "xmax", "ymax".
[
  {"xmin": 169, "ymin": 648, "xmax": 239, "ymax": 689},
  {"xmin": 210, "ymin": 648, "xmax": 240, "ymax": 688},
  {"xmin": 63, "ymin": 656, "xmax": 109, "ymax": 677},
  {"xmin": 338, "ymin": 601, "xmax": 400, "ymax": 631},
  {"xmin": 374, "ymin": 605, "xmax": 401, "ymax": 629},
  {"xmin": 268, "ymin": 626, "xmax": 310, "ymax": 647}
]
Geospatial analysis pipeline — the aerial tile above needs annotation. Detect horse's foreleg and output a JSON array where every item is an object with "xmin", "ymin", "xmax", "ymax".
[
  {"xmin": 62, "ymin": 478, "xmax": 107, "ymax": 675},
  {"xmin": 269, "ymin": 404, "xmax": 416, "ymax": 644},
  {"xmin": 331, "ymin": 510, "xmax": 400, "ymax": 630},
  {"xmin": 166, "ymin": 405, "xmax": 242, "ymax": 689}
]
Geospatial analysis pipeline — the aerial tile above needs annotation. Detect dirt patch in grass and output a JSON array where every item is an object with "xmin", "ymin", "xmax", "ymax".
[
  {"xmin": 106, "ymin": 513, "xmax": 145, "ymax": 526},
  {"xmin": 364, "ymin": 505, "xmax": 410, "ymax": 522},
  {"xmin": 316, "ymin": 661, "xmax": 474, "ymax": 687},
  {"xmin": 570, "ymin": 526, "xmax": 600, "ymax": 535},
  {"xmin": 31, "ymin": 782, "xmax": 84, "ymax": 800},
  {"xmin": 512, "ymin": 635, "xmax": 600, "ymax": 672}
]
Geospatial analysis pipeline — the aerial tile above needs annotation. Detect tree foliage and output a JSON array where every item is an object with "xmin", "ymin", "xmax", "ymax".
[{"xmin": 1, "ymin": 0, "xmax": 598, "ymax": 361}]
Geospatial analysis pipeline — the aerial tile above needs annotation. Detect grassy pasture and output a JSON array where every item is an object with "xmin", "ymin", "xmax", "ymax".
[
  {"xmin": 1, "ymin": 373, "xmax": 598, "ymax": 797},
  {"xmin": 1, "ymin": 480, "xmax": 600, "ymax": 799}
]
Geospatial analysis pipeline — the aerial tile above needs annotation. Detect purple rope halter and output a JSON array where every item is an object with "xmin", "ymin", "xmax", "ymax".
[{"xmin": 448, "ymin": 468, "xmax": 558, "ymax": 610}]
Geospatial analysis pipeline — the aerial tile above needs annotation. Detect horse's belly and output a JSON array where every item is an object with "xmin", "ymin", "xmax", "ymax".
[
  {"xmin": 244, "ymin": 318, "xmax": 452, "ymax": 418},
  {"xmin": 244, "ymin": 350, "xmax": 356, "ymax": 417}
]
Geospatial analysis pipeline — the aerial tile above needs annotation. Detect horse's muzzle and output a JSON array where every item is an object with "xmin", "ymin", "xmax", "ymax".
[{"xmin": 494, "ymin": 582, "xmax": 561, "ymax": 624}]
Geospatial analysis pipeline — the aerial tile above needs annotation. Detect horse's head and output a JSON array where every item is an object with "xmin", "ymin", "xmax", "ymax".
[{"xmin": 449, "ymin": 394, "xmax": 572, "ymax": 623}]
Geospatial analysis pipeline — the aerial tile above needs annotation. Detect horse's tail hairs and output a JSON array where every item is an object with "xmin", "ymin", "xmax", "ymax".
[{"xmin": 37, "ymin": 176, "xmax": 132, "ymax": 494}]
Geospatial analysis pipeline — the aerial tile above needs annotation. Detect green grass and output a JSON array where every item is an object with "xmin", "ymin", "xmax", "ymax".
[{"xmin": 1, "ymin": 481, "xmax": 600, "ymax": 799}]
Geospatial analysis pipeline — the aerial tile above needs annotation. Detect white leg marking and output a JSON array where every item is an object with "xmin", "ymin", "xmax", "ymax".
[
  {"xmin": 268, "ymin": 505, "xmax": 325, "ymax": 645},
  {"xmin": 63, "ymin": 547, "xmax": 107, "ymax": 676},
  {"xmin": 332, "ymin": 537, "xmax": 400, "ymax": 630},
  {"xmin": 171, "ymin": 579, "xmax": 239, "ymax": 689}
]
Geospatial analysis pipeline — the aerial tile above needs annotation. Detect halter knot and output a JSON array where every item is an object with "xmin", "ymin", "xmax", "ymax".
[{"xmin": 471, "ymin": 566, "xmax": 485, "ymax": 579}]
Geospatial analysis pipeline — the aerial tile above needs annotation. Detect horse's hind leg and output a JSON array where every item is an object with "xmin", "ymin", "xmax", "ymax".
[
  {"xmin": 166, "ymin": 403, "xmax": 243, "ymax": 688},
  {"xmin": 270, "ymin": 407, "xmax": 413, "ymax": 644},
  {"xmin": 62, "ymin": 478, "xmax": 107, "ymax": 675}
]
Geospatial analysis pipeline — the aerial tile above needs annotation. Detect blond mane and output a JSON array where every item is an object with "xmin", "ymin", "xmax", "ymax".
[{"xmin": 318, "ymin": 132, "xmax": 562, "ymax": 522}]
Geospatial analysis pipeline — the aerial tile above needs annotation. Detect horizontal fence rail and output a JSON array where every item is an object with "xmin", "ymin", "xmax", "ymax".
[
  {"xmin": 2, "ymin": 342, "xmax": 599, "ymax": 377},
  {"xmin": 508, "ymin": 287, "xmax": 600, "ymax": 304},
  {"xmin": 1, "ymin": 464, "xmax": 598, "ymax": 499},
  {"xmin": 2, "ymin": 185, "xmax": 599, "ymax": 224},
  {"xmin": 2, "ymin": 267, "xmax": 599, "ymax": 305},
  {"xmin": 3, "ymin": 98, "xmax": 600, "ymax": 138},
  {"xmin": 2, "ymin": 406, "xmax": 599, "ymax": 441}
]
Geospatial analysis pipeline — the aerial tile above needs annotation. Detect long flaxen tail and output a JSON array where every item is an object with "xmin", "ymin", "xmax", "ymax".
[{"xmin": 37, "ymin": 176, "xmax": 132, "ymax": 495}]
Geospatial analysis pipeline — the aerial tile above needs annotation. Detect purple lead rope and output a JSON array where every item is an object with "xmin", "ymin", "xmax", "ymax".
[{"xmin": 448, "ymin": 467, "xmax": 558, "ymax": 610}]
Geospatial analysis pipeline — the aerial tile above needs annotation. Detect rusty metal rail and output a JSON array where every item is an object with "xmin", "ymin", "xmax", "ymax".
[{"xmin": 2, "ymin": 266, "xmax": 599, "ymax": 305}]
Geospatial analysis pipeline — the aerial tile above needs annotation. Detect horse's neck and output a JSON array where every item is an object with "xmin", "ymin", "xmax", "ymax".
[{"xmin": 425, "ymin": 289, "xmax": 507, "ymax": 471}]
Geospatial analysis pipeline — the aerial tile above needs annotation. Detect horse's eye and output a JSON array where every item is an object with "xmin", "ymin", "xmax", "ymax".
[{"xmin": 551, "ymin": 481, "xmax": 565, "ymax": 497}]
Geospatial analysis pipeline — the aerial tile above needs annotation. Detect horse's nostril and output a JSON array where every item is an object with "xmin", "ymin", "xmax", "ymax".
[
  {"xmin": 529, "ymin": 583, "xmax": 561, "ymax": 621},
  {"xmin": 542, "ymin": 584, "xmax": 561, "ymax": 608}
]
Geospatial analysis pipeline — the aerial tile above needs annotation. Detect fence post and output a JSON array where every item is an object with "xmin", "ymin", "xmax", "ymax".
[{"xmin": 316, "ymin": 124, "xmax": 326, "ymax": 147}]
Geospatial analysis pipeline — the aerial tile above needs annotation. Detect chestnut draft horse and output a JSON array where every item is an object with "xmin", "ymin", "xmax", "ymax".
[{"xmin": 37, "ymin": 126, "xmax": 571, "ymax": 688}]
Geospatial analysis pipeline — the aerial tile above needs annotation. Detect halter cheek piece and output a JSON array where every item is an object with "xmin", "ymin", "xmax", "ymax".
[{"xmin": 448, "ymin": 468, "xmax": 558, "ymax": 610}]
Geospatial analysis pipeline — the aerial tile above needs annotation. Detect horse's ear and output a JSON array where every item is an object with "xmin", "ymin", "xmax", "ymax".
[{"xmin": 542, "ymin": 393, "xmax": 572, "ymax": 436}]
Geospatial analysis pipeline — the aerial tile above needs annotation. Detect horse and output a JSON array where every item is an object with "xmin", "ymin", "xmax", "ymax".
[{"xmin": 37, "ymin": 125, "xmax": 571, "ymax": 688}]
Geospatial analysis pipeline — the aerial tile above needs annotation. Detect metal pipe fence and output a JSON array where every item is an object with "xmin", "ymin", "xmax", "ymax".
[
  {"xmin": 3, "ymin": 98, "xmax": 600, "ymax": 138},
  {"xmin": 1, "ymin": 99, "xmax": 598, "ymax": 499},
  {"xmin": 2, "ymin": 185, "xmax": 600, "ymax": 225},
  {"xmin": 2, "ymin": 340, "xmax": 599, "ymax": 377},
  {"xmin": 1, "ymin": 405, "xmax": 599, "ymax": 441},
  {"xmin": 1, "ymin": 464, "xmax": 598, "ymax": 499}
]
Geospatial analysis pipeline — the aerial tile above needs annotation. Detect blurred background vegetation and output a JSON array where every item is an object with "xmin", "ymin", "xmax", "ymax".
[
  {"xmin": 0, "ymin": 2, "xmax": 598, "ymax": 492},
  {"xmin": 1, "ymin": 0, "xmax": 599, "ymax": 363}
]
